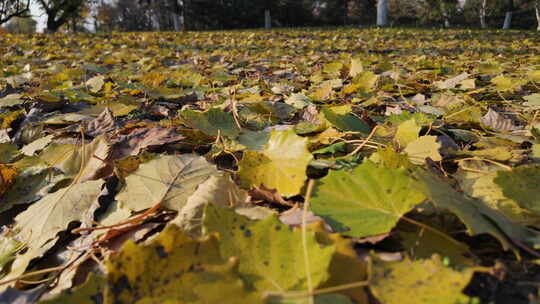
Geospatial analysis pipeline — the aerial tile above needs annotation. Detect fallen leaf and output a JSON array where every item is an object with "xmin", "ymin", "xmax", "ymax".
[
  {"xmin": 20, "ymin": 135, "xmax": 54, "ymax": 156},
  {"xmin": 404, "ymin": 136, "xmax": 442, "ymax": 164},
  {"xmin": 204, "ymin": 204, "xmax": 335, "ymax": 292},
  {"xmin": 81, "ymin": 108, "xmax": 116, "ymax": 137},
  {"xmin": 435, "ymin": 72, "xmax": 470, "ymax": 89},
  {"xmin": 0, "ymin": 164, "xmax": 17, "ymax": 197},
  {"xmin": 39, "ymin": 135, "xmax": 111, "ymax": 182},
  {"xmin": 117, "ymin": 154, "xmax": 219, "ymax": 212},
  {"xmin": 481, "ymin": 108, "xmax": 520, "ymax": 132},
  {"xmin": 494, "ymin": 165, "xmax": 540, "ymax": 213},
  {"xmin": 172, "ymin": 173, "xmax": 249, "ymax": 235},
  {"xmin": 238, "ymin": 129, "xmax": 312, "ymax": 197},
  {"xmin": 111, "ymin": 126, "xmax": 185, "ymax": 160},
  {"xmin": 311, "ymin": 161, "xmax": 425, "ymax": 237},
  {"xmin": 180, "ymin": 107, "xmax": 240, "ymax": 138},
  {"xmin": 370, "ymin": 254, "xmax": 473, "ymax": 304},
  {"xmin": 86, "ymin": 75, "xmax": 105, "ymax": 93},
  {"xmin": 0, "ymin": 143, "xmax": 20, "ymax": 163},
  {"xmin": 415, "ymin": 170, "xmax": 540, "ymax": 250},
  {"xmin": 394, "ymin": 118, "xmax": 421, "ymax": 147},
  {"xmin": 349, "ymin": 58, "xmax": 363, "ymax": 77}
]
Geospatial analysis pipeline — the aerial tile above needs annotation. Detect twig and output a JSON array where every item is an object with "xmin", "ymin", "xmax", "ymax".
[
  {"xmin": 346, "ymin": 126, "xmax": 379, "ymax": 158},
  {"xmin": 456, "ymin": 157, "xmax": 512, "ymax": 171},
  {"xmin": 0, "ymin": 266, "xmax": 66, "ymax": 287}
]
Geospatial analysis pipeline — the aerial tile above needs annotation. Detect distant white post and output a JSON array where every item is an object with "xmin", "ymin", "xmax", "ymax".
[{"xmin": 265, "ymin": 9, "xmax": 271, "ymax": 29}]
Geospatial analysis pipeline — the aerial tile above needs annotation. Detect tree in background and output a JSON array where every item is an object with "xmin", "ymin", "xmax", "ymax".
[
  {"xmin": 0, "ymin": 0, "xmax": 30, "ymax": 25},
  {"xmin": 479, "ymin": 0, "xmax": 488, "ymax": 28},
  {"xmin": 86, "ymin": 0, "xmax": 540, "ymax": 32},
  {"xmin": 535, "ymin": 0, "xmax": 540, "ymax": 30},
  {"xmin": 463, "ymin": 0, "xmax": 497, "ymax": 28},
  {"xmin": 502, "ymin": 0, "xmax": 513, "ymax": 28},
  {"xmin": 5, "ymin": 16, "xmax": 36, "ymax": 33},
  {"xmin": 36, "ymin": 0, "xmax": 87, "ymax": 32},
  {"xmin": 416, "ymin": 0, "xmax": 460, "ymax": 28}
]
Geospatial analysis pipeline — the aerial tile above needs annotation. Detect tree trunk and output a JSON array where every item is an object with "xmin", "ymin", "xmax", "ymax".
[
  {"xmin": 151, "ymin": 12, "xmax": 161, "ymax": 31},
  {"xmin": 479, "ymin": 0, "xmax": 487, "ymax": 29},
  {"xmin": 502, "ymin": 11, "xmax": 512, "ymax": 29},
  {"xmin": 536, "ymin": 2, "xmax": 540, "ymax": 31},
  {"xmin": 46, "ymin": 17, "xmax": 63, "ymax": 33},
  {"xmin": 376, "ymin": 0, "xmax": 388, "ymax": 26},
  {"xmin": 172, "ymin": 12, "xmax": 183, "ymax": 31},
  {"xmin": 264, "ymin": 9, "xmax": 271, "ymax": 29},
  {"xmin": 502, "ymin": 0, "xmax": 513, "ymax": 29},
  {"xmin": 170, "ymin": 0, "xmax": 183, "ymax": 31},
  {"xmin": 442, "ymin": 10, "xmax": 450, "ymax": 28}
]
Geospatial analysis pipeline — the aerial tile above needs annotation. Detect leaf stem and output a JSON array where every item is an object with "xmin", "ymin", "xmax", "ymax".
[{"xmin": 302, "ymin": 179, "xmax": 316, "ymax": 304}]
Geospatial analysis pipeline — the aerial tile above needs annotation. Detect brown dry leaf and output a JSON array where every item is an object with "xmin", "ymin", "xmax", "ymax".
[
  {"xmin": 111, "ymin": 126, "xmax": 185, "ymax": 160},
  {"xmin": 0, "ymin": 164, "xmax": 17, "ymax": 197},
  {"xmin": 249, "ymin": 185, "xmax": 293, "ymax": 206},
  {"xmin": 82, "ymin": 108, "xmax": 116, "ymax": 137},
  {"xmin": 480, "ymin": 108, "xmax": 521, "ymax": 132}
]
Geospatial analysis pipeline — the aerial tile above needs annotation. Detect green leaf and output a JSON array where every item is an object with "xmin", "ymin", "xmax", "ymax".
[
  {"xmin": 0, "ymin": 143, "xmax": 20, "ymax": 163},
  {"xmin": 321, "ymin": 105, "xmax": 370, "ymax": 134},
  {"xmin": 203, "ymin": 204, "xmax": 334, "ymax": 292},
  {"xmin": 491, "ymin": 75, "xmax": 521, "ymax": 91},
  {"xmin": 40, "ymin": 274, "xmax": 108, "ymax": 304},
  {"xmin": 312, "ymin": 142, "xmax": 347, "ymax": 155},
  {"xmin": 180, "ymin": 107, "xmax": 240, "ymax": 138},
  {"xmin": 457, "ymin": 168, "xmax": 540, "ymax": 225},
  {"xmin": 398, "ymin": 227, "xmax": 475, "ymax": 267},
  {"xmin": 46, "ymin": 226, "xmax": 259, "ymax": 303},
  {"xmin": 107, "ymin": 226, "xmax": 258, "ymax": 303},
  {"xmin": 270, "ymin": 294, "xmax": 354, "ymax": 304},
  {"xmin": 117, "ymin": 154, "xmax": 219, "ymax": 212},
  {"xmin": 310, "ymin": 222, "xmax": 368, "ymax": 303},
  {"xmin": 238, "ymin": 129, "xmax": 312, "ymax": 197},
  {"xmin": 494, "ymin": 166, "xmax": 540, "ymax": 213},
  {"xmin": 394, "ymin": 119, "xmax": 421, "ymax": 147},
  {"xmin": 311, "ymin": 161, "xmax": 425, "ymax": 237},
  {"xmin": 527, "ymin": 70, "xmax": 540, "ymax": 82},
  {"xmin": 323, "ymin": 61, "xmax": 343, "ymax": 75},
  {"xmin": 415, "ymin": 170, "xmax": 540, "ymax": 250},
  {"xmin": 370, "ymin": 254, "xmax": 473, "ymax": 304},
  {"xmin": 350, "ymin": 71, "xmax": 378, "ymax": 92}
]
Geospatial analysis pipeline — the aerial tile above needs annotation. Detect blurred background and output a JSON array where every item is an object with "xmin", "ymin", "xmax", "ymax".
[{"xmin": 0, "ymin": 0, "xmax": 538, "ymax": 34}]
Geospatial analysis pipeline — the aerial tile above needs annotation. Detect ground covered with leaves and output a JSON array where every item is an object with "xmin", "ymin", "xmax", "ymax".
[{"xmin": 1, "ymin": 28, "xmax": 540, "ymax": 303}]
